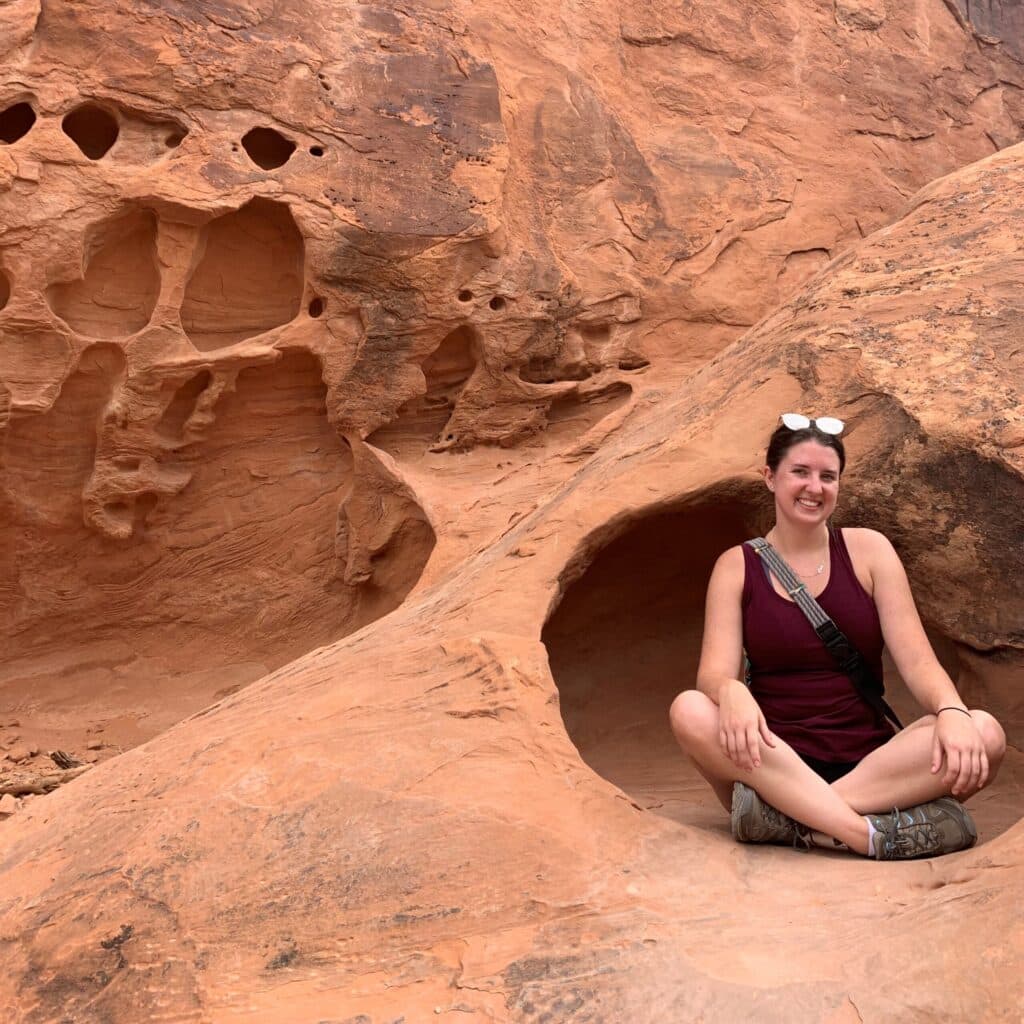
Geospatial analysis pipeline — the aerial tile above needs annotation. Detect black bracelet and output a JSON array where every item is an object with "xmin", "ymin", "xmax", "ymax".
[{"xmin": 936, "ymin": 706, "xmax": 972, "ymax": 717}]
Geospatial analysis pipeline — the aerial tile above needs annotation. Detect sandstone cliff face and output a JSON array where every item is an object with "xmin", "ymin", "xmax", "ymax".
[{"xmin": 0, "ymin": 1, "xmax": 1022, "ymax": 1021}]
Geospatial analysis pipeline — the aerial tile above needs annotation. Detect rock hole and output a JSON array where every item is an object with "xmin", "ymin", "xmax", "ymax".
[
  {"xmin": 0, "ymin": 102, "xmax": 36, "ymax": 144},
  {"xmin": 309, "ymin": 145, "xmax": 324, "ymax": 157},
  {"xmin": 241, "ymin": 126, "xmax": 296, "ymax": 170},
  {"xmin": 113, "ymin": 457, "xmax": 141, "ymax": 471},
  {"xmin": 46, "ymin": 208, "xmax": 160, "ymax": 339},
  {"xmin": 367, "ymin": 325, "xmax": 479, "ymax": 456},
  {"xmin": 156, "ymin": 370, "xmax": 212, "ymax": 440},
  {"xmin": 0, "ymin": 269, "xmax": 9, "ymax": 311},
  {"xmin": 457, "ymin": 290, "xmax": 473, "ymax": 303},
  {"xmin": 488, "ymin": 295, "xmax": 506, "ymax": 311},
  {"xmin": 542, "ymin": 490, "xmax": 760, "ymax": 823},
  {"xmin": 62, "ymin": 103, "xmax": 120, "ymax": 160},
  {"xmin": 181, "ymin": 198, "xmax": 304, "ymax": 351},
  {"xmin": 164, "ymin": 129, "xmax": 187, "ymax": 148},
  {"xmin": 308, "ymin": 297, "xmax": 325, "ymax": 318},
  {"xmin": 520, "ymin": 356, "xmax": 591, "ymax": 384},
  {"xmin": 618, "ymin": 356, "xmax": 650, "ymax": 371}
]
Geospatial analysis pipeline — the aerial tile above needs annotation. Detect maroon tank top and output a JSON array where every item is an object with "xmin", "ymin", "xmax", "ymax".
[{"xmin": 741, "ymin": 528, "xmax": 895, "ymax": 763}]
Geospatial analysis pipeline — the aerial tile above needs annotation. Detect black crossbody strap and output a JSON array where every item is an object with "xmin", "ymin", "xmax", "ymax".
[{"xmin": 747, "ymin": 537, "xmax": 903, "ymax": 730}]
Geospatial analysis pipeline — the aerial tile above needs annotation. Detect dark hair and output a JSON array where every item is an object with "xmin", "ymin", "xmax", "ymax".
[{"xmin": 766, "ymin": 424, "xmax": 846, "ymax": 474}]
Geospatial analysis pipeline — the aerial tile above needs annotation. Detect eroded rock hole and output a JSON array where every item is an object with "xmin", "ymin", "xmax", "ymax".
[
  {"xmin": 164, "ymin": 129, "xmax": 187, "ymax": 148},
  {"xmin": 62, "ymin": 103, "xmax": 120, "ymax": 160},
  {"xmin": 367, "ymin": 325, "xmax": 478, "ymax": 455},
  {"xmin": 46, "ymin": 208, "xmax": 160, "ymax": 339},
  {"xmin": 308, "ymin": 297, "xmax": 325, "ymax": 318},
  {"xmin": 0, "ymin": 270, "xmax": 9, "ymax": 311},
  {"xmin": 457, "ymin": 290, "xmax": 473, "ymax": 303},
  {"xmin": 156, "ymin": 370, "xmax": 212, "ymax": 440},
  {"xmin": 241, "ymin": 126, "xmax": 296, "ymax": 169},
  {"xmin": 181, "ymin": 198, "xmax": 303, "ymax": 351},
  {"xmin": 0, "ymin": 102, "xmax": 36, "ymax": 144},
  {"xmin": 309, "ymin": 145, "xmax": 324, "ymax": 157},
  {"xmin": 489, "ymin": 295, "xmax": 506, "ymax": 311},
  {"xmin": 542, "ymin": 494, "xmax": 758, "ymax": 821}
]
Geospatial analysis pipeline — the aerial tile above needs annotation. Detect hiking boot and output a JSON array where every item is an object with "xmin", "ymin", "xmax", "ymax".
[
  {"xmin": 868, "ymin": 798, "xmax": 978, "ymax": 860},
  {"xmin": 731, "ymin": 781, "xmax": 802, "ymax": 845}
]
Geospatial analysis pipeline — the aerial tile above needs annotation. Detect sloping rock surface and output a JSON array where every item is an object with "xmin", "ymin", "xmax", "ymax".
[{"xmin": 1, "ymin": 1, "xmax": 1023, "ymax": 1021}]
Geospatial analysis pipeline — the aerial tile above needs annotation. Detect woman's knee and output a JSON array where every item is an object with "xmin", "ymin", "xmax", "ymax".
[
  {"xmin": 970, "ymin": 709, "xmax": 1007, "ymax": 764},
  {"xmin": 669, "ymin": 689, "xmax": 718, "ymax": 750}
]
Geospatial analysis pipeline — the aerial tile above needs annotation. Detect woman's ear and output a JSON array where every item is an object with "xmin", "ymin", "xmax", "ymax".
[{"xmin": 762, "ymin": 466, "xmax": 775, "ymax": 493}]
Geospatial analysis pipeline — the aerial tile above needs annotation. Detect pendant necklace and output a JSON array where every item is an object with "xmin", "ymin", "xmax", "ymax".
[{"xmin": 768, "ymin": 532, "xmax": 828, "ymax": 578}]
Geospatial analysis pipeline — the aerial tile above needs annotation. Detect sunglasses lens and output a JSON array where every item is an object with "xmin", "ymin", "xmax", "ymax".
[
  {"xmin": 815, "ymin": 417, "xmax": 845, "ymax": 435},
  {"xmin": 780, "ymin": 413, "xmax": 810, "ymax": 430}
]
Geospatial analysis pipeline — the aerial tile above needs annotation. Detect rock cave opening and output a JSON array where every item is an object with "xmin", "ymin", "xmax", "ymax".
[
  {"xmin": 0, "ymin": 269, "xmax": 9, "ymax": 311},
  {"xmin": 0, "ymin": 101, "xmax": 36, "ymax": 144},
  {"xmin": 180, "ymin": 198, "xmax": 303, "ymax": 350},
  {"xmin": 62, "ymin": 102, "xmax": 120, "ymax": 160},
  {"xmin": 542, "ymin": 490, "xmax": 760, "ymax": 824},
  {"xmin": 241, "ymin": 126, "xmax": 296, "ymax": 169},
  {"xmin": 46, "ymin": 208, "xmax": 160, "ymax": 338}
]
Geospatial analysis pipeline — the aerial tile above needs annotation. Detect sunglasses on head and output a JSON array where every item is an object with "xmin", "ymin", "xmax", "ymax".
[{"xmin": 779, "ymin": 412, "xmax": 845, "ymax": 436}]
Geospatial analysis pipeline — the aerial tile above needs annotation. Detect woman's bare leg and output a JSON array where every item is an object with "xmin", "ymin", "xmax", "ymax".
[
  {"xmin": 669, "ymin": 689, "xmax": 871, "ymax": 854},
  {"xmin": 833, "ymin": 710, "xmax": 1006, "ymax": 813}
]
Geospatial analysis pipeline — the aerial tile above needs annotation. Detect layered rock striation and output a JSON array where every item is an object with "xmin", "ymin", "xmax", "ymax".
[{"xmin": 1, "ymin": 1, "xmax": 1023, "ymax": 1020}]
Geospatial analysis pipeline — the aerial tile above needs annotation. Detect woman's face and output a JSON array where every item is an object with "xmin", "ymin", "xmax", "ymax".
[{"xmin": 765, "ymin": 439, "xmax": 841, "ymax": 526}]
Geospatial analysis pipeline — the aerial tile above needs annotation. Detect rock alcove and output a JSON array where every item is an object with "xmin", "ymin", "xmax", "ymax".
[{"xmin": 542, "ymin": 487, "xmax": 761, "ymax": 822}]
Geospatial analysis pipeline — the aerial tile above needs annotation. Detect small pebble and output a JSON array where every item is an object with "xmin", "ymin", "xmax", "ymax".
[
  {"xmin": 7, "ymin": 746, "xmax": 29, "ymax": 763},
  {"xmin": 0, "ymin": 794, "xmax": 17, "ymax": 815}
]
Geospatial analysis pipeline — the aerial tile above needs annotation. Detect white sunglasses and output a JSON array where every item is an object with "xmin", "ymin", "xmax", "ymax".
[{"xmin": 779, "ymin": 412, "xmax": 845, "ymax": 436}]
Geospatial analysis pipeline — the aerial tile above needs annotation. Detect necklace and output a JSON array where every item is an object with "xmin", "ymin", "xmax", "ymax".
[{"xmin": 767, "ymin": 532, "xmax": 828, "ymax": 577}]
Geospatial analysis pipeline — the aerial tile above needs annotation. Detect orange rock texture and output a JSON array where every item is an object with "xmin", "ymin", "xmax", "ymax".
[{"xmin": 1, "ymin": 1, "xmax": 1022, "ymax": 1020}]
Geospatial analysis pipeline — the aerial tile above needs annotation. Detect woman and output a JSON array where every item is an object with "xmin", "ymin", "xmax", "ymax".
[{"xmin": 669, "ymin": 414, "xmax": 1006, "ymax": 859}]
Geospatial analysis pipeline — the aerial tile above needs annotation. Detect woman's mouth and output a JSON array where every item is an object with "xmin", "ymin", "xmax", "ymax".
[{"xmin": 797, "ymin": 498, "xmax": 822, "ymax": 509}]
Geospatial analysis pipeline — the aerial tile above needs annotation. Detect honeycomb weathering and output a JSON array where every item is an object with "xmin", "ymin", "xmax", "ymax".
[
  {"xmin": 1, "ymin": 0, "xmax": 1024, "ymax": 1020},
  {"xmin": 46, "ymin": 208, "xmax": 160, "ymax": 339},
  {"xmin": 61, "ymin": 102, "xmax": 119, "ymax": 160},
  {"xmin": 241, "ymin": 125, "xmax": 296, "ymax": 169},
  {"xmin": 0, "ymin": 101, "xmax": 35, "ymax": 144},
  {"xmin": 180, "ymin": 199, "xmax": 304, "ymax": 350}
]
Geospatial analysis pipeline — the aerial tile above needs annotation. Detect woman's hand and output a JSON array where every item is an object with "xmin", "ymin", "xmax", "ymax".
[
  {"xmin": 718, "ymin": 679, "xmax": 776, "ymax": 772},
  {"xmin": 932, "ymin": 709, "xmax": 989, "ymax": 797}
]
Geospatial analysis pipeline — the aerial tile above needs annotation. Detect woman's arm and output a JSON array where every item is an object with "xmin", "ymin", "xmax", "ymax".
[
  {"xmin": 855, "ymin": 528, "xmax": 988, "ymax": 795},
  {"xmin": 696, "ymin": 546, "xmax": 775, "ymax": 770}
]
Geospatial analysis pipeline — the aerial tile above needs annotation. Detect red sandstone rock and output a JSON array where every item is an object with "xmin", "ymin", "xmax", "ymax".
[{"xmin": 0, "ymin": 1, "xmax": 1023, "ymax": 1021}]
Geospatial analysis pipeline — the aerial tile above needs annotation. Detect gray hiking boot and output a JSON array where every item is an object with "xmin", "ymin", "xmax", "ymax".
[
  {"xmin": 731, "ymin": 781, "xmax": 805, "ymax": 845},
  {"xmin": 868, "ymin": 798, "xmax": 978, "ymax": 860}
]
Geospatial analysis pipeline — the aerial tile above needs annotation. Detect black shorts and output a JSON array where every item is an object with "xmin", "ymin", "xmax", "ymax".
[{"xmin": 798, "ymin": 752, "xmax": 860, "ymax": 783}]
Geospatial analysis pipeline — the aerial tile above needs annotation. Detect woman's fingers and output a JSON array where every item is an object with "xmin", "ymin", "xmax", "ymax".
[
  {"xmin": 746, "ymin": 724, "xmax": 761, "ymax": 768},
  {"xmin": 942, "ymin": 747, "xmax": 960, "ymax": 789},
  {"xmin": 758, "ymin": 716, "xmax": 776, "ymax": 748}
]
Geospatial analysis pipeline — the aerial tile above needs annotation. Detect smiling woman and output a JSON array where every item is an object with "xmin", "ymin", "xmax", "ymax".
[{"xmin": 669, "ymin": 413, "xmax": 1007, "ymax": 861}]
